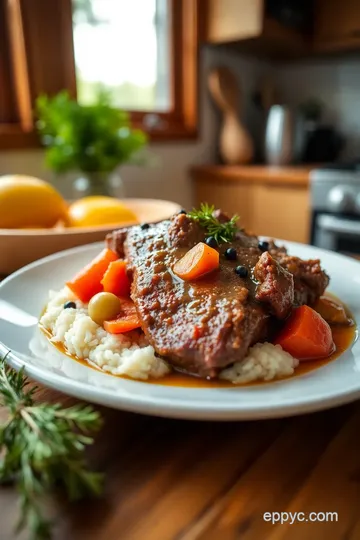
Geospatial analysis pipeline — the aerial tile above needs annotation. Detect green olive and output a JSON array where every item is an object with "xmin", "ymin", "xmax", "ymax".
[{"xmin": 88, "ymin": 292, "xmax": 121, "ymax": 326}]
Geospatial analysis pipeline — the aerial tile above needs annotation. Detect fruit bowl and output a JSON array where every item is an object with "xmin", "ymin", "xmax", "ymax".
[{"xmin": 1, "ymin": 198, "xmax": 181, "ymax": 274}]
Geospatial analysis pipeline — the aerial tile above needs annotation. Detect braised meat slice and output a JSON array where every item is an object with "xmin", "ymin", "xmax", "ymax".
[
  {"xmin": 107, "ymin": 212, "xmax": 329, "ymax": 378},
  {"xmin": 124, "ymin": 215, "xmax": 272, "ymax": 377}
]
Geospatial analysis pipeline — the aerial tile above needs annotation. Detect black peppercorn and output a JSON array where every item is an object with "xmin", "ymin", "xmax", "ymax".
[
  {"xmin": 179, "ymin": 209, "xmax": 187, "ymax": 215},
  {"xmin": 205, "ymin": 236, "xmax": 217, "ymax": 248},
  {"xmin": 258, "ymin": 240, "xmax": 269, "ymax": 252},
  {"xmin": 140, "ymin": 223, "xmax": 150, "ymax": 230},
  {"xmin": 64, "ymin": 301, "xmax": 76, "ymax": 309},
  {"xmin": 235, "ymin": 265, "xmax": 248, "ymax": 278},
  {"xmin": 225, "ymin": 247, "xmax": 237, "ymax": 261}
]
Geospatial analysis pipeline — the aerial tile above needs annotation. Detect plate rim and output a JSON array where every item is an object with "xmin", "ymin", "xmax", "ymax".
[{"xmin": 2, "ymin": 343, "xmax": 360, "ymax": 420}]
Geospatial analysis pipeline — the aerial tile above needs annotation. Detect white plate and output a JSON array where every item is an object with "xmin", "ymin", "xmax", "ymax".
[{"xmin": 0, "ymin": 241, "xmax": 359, "ymax": 420}]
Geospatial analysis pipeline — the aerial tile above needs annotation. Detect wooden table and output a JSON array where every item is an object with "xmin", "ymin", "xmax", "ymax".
[{"xmin": 1, "ymin": 383, "xmax": 360, "ymax": 540}]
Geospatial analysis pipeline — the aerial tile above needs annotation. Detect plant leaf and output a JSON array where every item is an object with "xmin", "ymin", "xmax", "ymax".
[{"xmin": 0, "ymin": 354, "xmax": 103, "ymax": 539}]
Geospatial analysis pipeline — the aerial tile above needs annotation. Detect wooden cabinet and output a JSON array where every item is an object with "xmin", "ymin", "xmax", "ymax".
[
  {"xmin": 206, "ymin": 0, "xmax": 263, "ymax": 43},
  {"xmin": 315, "ymin": 0, "xmax": 360, "ymax": 52},
  {"xmin": 205, "ymin": 0, "xmax": 360, "ymax": 58},
  {"xmin": 205, "ymin": 0, "xmax": 309, "ymax": 58},
  {"xmin": 192, "ymin": 166, "xmax": 311, "ymax": 244}
]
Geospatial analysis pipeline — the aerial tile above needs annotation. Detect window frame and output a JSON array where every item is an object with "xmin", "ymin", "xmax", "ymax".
[{"xmin": 0, "ymin": 0, "xmax": 200, "ymax": 149}]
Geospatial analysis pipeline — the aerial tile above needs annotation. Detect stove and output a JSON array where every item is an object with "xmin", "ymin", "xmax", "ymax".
[
  {"xmin": 315, "ymin": 161, "xmax": 360, "ymax": 172},
  {"xmin": 310, "ymin": 162, "xmax": 360, "ymax": 254}
]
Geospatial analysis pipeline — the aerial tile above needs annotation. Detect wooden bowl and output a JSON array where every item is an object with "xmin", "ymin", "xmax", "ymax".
[{"xmin": 1, "ymin": 198, "xmax": 181, "ymax": 274}]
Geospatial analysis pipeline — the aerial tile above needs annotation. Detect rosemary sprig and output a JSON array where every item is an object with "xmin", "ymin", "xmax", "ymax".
[
  {"xmin": 0, "ymin": 354, "xmax": 103, "ymax": 540},
  {"xmin": 188, "ymin": 203, "xmax": 239, "ymax": 244}
]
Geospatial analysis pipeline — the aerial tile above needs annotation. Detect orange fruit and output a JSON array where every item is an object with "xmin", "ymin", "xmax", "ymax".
[
  {"xmin": 67, "ymin": 196, "xmax": 138, "ymax": 228},
  {"xmin": 0, "ymin": 175, "xmax": 67, "ymax": 228}
]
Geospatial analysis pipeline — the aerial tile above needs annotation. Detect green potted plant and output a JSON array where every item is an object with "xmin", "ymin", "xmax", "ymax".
[{"xmin": 36, "ymin": 91, "xmax": 147, "ymax": 197}]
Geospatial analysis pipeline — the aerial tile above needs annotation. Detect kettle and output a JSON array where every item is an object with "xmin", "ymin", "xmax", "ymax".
[{"xmin": 265, "ymin": 105, "xmax": 294, "ymax": 165}]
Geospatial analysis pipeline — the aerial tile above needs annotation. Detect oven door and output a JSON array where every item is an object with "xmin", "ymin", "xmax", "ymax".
[{"xmin": 313, "ymin": 214, "xmax": 360, "ymax": 256}]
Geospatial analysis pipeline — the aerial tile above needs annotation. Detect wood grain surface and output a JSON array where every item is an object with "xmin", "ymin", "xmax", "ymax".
[
  {"xmin": 191, "ymin": 165, "xmax": 314, "ymax": 187},
  {"xmin": 1, "ymin": 381, "xmax": 359, "ymax": 540}
]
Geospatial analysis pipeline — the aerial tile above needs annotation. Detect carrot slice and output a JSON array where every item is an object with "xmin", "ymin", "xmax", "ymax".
[
  {"xmin": 173, "ymin": 242, "xmax": 219, "ymax": 281},
  {"xmin": 101, "ymin": 259, "xmax": 131, "ymax": 297},
  {"xmin": 104, "ymin": 298, "xmax": 141, "ymax": 334},
  {"xmin": 66, "ymin": 248, "xmax": 118, "ymax": 303},
  {"xmin": 274, "ymin": 305, "xmax": 334, "ymax": 361}
]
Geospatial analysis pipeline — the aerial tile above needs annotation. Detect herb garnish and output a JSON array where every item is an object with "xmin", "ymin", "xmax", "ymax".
[
  {"xmin": 0, "ymin": 354, "xmax": 103, "ymax": 540},
  {"xmin": 189, "ymin": 203, "xmax": 239, "ymax": 244}
]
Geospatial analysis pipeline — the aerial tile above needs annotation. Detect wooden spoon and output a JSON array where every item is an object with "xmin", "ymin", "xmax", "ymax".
[{"xmin": 208, "ymin": 66, "xmax": 254, "ymax": 165}]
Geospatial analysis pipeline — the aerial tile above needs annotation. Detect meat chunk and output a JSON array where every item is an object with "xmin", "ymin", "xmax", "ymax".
[
  {"xmin": 270, "ymin": 245, "xmax": 329, "ymax": 305},
  {"xmin": 254, "ymin": 252, "xmax": 294, "ymax": 319}
]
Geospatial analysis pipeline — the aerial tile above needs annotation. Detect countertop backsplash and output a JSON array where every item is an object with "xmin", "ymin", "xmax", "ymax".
[{"xmin": 273, "ymin": 55, "xmax": 360, "ymax": 161}]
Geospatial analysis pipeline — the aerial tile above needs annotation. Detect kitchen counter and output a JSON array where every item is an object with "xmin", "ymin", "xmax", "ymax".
[
  {"xmin": 191, "ymin": 165, "xmax": 315, "ymax": 187},
  {"xmin": 190, "ymin": 164, "xmax": 312, "ymax": 243}
]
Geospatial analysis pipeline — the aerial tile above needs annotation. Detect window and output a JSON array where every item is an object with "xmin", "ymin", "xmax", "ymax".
[
  {"xmin": 0, "ymin": 0, "xmax": 199, "ymax": 149},
  {"xmin": 73, "ymin": 0, "xmax": 171, "ymax": 112}
]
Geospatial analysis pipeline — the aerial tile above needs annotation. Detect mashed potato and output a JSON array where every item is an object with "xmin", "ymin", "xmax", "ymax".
[
  {"xmin": 40, "ymin": 288, "xmax": 298, "ymax": 384},
  {"xmin": 40, "ymin": 288, "xmax": 170, "ymax": 380},
  {"xmin": 219, "ymin": 342, "xmax": 299, "ymax": 384}
]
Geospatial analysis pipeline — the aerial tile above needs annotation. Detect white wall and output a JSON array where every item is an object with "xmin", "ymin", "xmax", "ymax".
[
  {"xmin": 274, "ymin": 55, "xmax": 360, "ymax": 160},
  {"xmin": 0, "ymin": 47, "xmax": 268, "ymax": 208}
]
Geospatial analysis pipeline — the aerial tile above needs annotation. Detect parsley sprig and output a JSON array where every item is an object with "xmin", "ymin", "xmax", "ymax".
[
  {"xmin": 189, "ymin": 203, "xmax": 239, "ymax": 244},
  {"xmin": 0, "ymin": 354, "xmax": 103, "ymax": 540}
]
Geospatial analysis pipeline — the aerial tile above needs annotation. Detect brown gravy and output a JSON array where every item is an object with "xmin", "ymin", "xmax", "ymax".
[
  {"xmin": 40, "ymin": 295, "xmax": 357, "ymax": 388},
  {"xmin": 154, "ymin": 316, "xmax": 356, "ymax": 388}
]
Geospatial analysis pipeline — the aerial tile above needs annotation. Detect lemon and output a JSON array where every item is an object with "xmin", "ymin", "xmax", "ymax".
[
  {"xmin": 68, "ymin": 196, "xmax": 138, "ymax": 228},
  {"xmin": 0, "ymin": 175, "xmax": 68, "ymax": 229}
]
